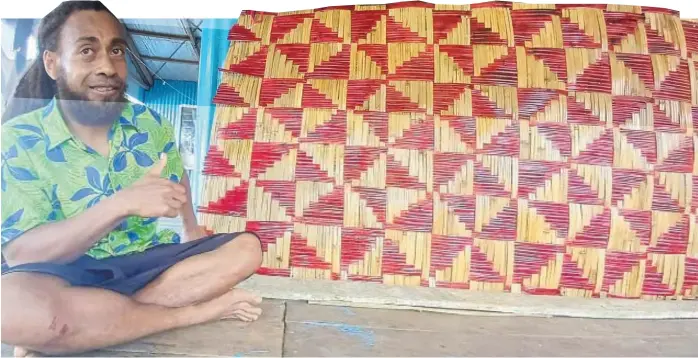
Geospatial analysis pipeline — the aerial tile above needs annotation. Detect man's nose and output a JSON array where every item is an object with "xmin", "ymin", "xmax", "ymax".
[{"xmin": 95, "ymin": 50, "xmax": 117, "ymax": 76}]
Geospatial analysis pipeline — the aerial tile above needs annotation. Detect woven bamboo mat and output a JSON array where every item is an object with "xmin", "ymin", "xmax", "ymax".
[{"xmin": 199, "ymin": 0, "xmax": 698, "ymax": 301}]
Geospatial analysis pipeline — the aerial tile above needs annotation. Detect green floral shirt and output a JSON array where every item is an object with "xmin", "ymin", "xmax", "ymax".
[{"xmin": 1, "ymin": 98, "xmax": 184, "ymax": 259}]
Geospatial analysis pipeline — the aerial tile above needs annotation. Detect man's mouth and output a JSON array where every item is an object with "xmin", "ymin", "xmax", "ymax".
[{"xmin": 90, "ymin": 86, "xmax": 120, "ymax": 94}]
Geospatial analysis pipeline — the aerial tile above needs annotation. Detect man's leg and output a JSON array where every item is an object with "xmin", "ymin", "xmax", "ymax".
[
  {"xmin": 132, "ymin": 232, "xmax": 264, "ymax": 320},
  {"xmin": 1, "ymin": 272, "xmax": 250, "ymax": 356}
]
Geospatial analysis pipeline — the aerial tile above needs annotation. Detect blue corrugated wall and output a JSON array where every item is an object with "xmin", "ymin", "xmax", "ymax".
[{"xmin": 142, "ymin": 79, "xmax": 198, "ymax": 124}]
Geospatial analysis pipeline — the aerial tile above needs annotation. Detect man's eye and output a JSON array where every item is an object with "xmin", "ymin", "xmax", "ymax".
[
  {"xmin": 81, "ymin": 48, "xmax": 93, "ymax": 55},
  {"xmin": 112, "ymin": 48, "xmax": 125, "ymax": 56}
]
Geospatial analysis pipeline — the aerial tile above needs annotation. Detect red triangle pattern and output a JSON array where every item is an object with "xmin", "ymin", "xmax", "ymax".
[
  {"xmin": 347, "ymin": 80, "xmax": 384, "ymax": 110},
  {"xmin": 602, "ymin": 251, "xmax": 646, "ymax": 293},
  {"xmin": 614, "ymin": 53, "xmax": 654, "ymax": 95},
  {"xmin": 470, "ymin": 242, "xmax": 507, "ymax": 282},
  {"xmin": 303, "ymin": 110, "xmax": 347, "ymax": 144},
  {"xmin": 250, "ymin": 143, "xmax": 297, "ymax": 179},
  {"xmin": 655, "ymin": 60, "xmax": 692, "ymax": 102},
  {"xmin": 358, "ymin": 44, "xmax": 389, "ymax": 75},
  {"xmin": 351, "ymin": 10, "xmax": 385, "ymax": 43},
  {"xmin": 652, "ymin": 178, "xmax": 683, "ymax": 213},
  {"xmin": 306, "ymin": 45, "xmax": 351, "ymax": 79},
  {"xmin": 382, "ymin": 239, "xmax": 425, "ymax": 276},
  {"xmin": 572, "ymin": 128, "xmax": 613, "ymax": 166},
  {"xmin": 226, "ymin": 46, "xmax": 268, "ymax": 77},
  {"xmin": 341, "ymin": 228, "xmax": 385, "ymax": 268},
  {"xmin": 604, "ymin": 12, "xmax": 643, "ymax": 48},
  {"xmin": 612, "ymin": 169, "xmax": 650, "ymax": 205},
  {"xmin": 621, "ymin": 128, "xmax": 657, "ymax": 164},
  {"xmin": 512, "ymin": 9, "xmax": 555, "ymax": 47},
  {"xmin": 355, "ymin": 111, "xmax": 389, "ymax": 144},
  {"xmin": 434, "ymin": 153, "xmax": 474, "ymax": 189},
  {"xmin": 259, "ymin": 79, "xmax": 303, "ymax": 107},
  {"xmin": 438, "ymin": 45, "xmax": 473, "ymax": 76},
  {"xmin": 514, "ymin": 242, "xmax": 565, "ymax": 283},
  {"xmin": 289, "ymin": 233, "xmax": 333, "ymax": 270},
  {"xmin": 269, "ymin": 13, "xmax": 314, "ymax": 43},
  {"xmin": 528, "ymin": 48, "xmax": 568, "ymax": 82},
  {"xmin": 472, "ymin": 86, "xmax": 513, "ymax": 118},
  {"xmin": 202, "ymin": 146, "xmax": 238, "ymax": 177},
  {"xmin": 229, "ymin": 23, "xmax": 259, "ymax": 41},
  {"xmin": 298, "ymin": 185, "xmax": 345, "ymax": 225},
  {"xmin": 433, "ymin": 83, "xmax": 469, "ymax": 115},
  {"xmin": 438, "ymin": 116, "xmax": 476, "ymax": 149},
  {"xmin": 567, "ymin": 168, "xmax": 604, "ymax": 206},
  {"xmin": 388, "ymin": 193, "xmax": 434, "ymax": 232},
  {"xmin": 472, "ymin": 48, "xmax": 518, "ymax": 86},
  {"xmin": 265, "ymin": 108, "xmax": 303, "ymax": 140},
  {"xmin": 311, "ymin": 18, "xmax": 344, "ymax": 43},
  {"xmin": 354, "ymin": 186, "xmax": 387, "ymax": 224},
  {"xmin": 386, "ymin": 154, "xmax": 426, "ymax": 189},
  {"xmin": 477, "ymin": 119, "xmax": 520, "ymax": 157},
  {"xmin": 386, "ymin": 15, "xmax": 425, "ymax": 43},
  {"xmin": 295, "ymin": 147, "xmax": 335, "ymax": 183},
  {"xmin": 561, "ymin": 16, "xmax": 601, "ymax": 48},
  {"xmin": 518, "ymin": 160, "xmax": 568, "ymax": 198},
  {"xmin": 470, "ymin": 16, "xmax": 508, "ymax": 45},
  {"xmin": 246, "ymin": 221, "xmax": 294, "ymax": 251},
  {"xmin": 649, "ymin": 215, "xmax": 689, "ymax": 255},
  {"xmin": 561, "ymin": 251, "xmax": 597, "ymax": 291},
  {"xmin": 213, "ymin": 85, "xmax": 249, "ymax": 106},
  {"xmin": 568, "ymin": 208, "xmax": 611, "ymax": 248},
  {"xmin": 535, "ymin": 123, "xmax": 572, "ymax": 158},
  {"xmin": 219, "ymin": 109, "xmax": 258, "ymax": 140},
  {"xmin": 655, "ymin": 136, "xmax": 694, "ymax": 173},
  {"xmin": 199, "ymin": 181, "xmax": 249, "ymax": 216},
  {"xmin": 646, "ymin": 26, "xmax": 681, "ymax": 56},
  {"xmin": 529, "ymin": 201, "xmax": 570, "ymax": 238},
  {"xmin": 683, "ymin": 20, "xmax": 698, "ymax": 54},
  {"xmin": 519, "ymin": 89, "xmax": 562, "ymax": 120},
  {"xmin": 431, "ymin": 235, "xmax": 474, "ymax": 274},
  {"xmin": 478, "ymin": 199, "xmax": 518, "ymax": 240},
  {"xmin": 473, "ymin": 159, "xmax": 511, "ymax": 198},
  {"xmin": 683, "ymin": 257, "xmax": 698, "ymax": 292},
  {"xmin": 612, "ymin": 96, "xmax": 652, "ymax": 128},
  {"xmin": 618, "ymin": 209, "xmax": 652, "ymax": 246},
  {"xmin": 386, "ymin": 84, "xmax": 425, "ymax": 113},
  {"xmin": 345, "ymin": 146, "xmax": 386, "ymax": 182},
  {"xmin": 433, "ymin": 11, "xmax": 467, "ymax": 43},
  {"xmin": 438, "ymin": 193, "xmax": 476, "ymax": 230},
  {"xmin": 302, "ymin": 83, "xmax": 338, "ymax": 109},
  {"xmin": 391, "ymin": 116, "xmax": 434, "ymax": 150},
  {"xmin": 643, "ymin": 259, "xmax": 680, "ymax": 296},
  {"xmin": 274, "ymin": 44, "xmax": 310, "ymax": 74},
  {"xmin": 255, "ymin": 180, "xmax": 296, "ymax": 215},
  {"xmin": 568, "ymin": 53, "xmax": 612, "ymax": 93},
  {"xmin": 389, "ymin": 46, "xmax": 434, "ymax": 80}
]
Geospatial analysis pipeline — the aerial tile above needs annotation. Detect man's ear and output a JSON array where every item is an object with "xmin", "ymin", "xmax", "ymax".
[{"xmin": 43, "ymin": 50, "xmax": 58, "ymax": 80}]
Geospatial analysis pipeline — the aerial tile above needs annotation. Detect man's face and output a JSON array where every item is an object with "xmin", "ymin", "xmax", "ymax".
[{"xmin": 46, "ymin": 10, "xmax": 129, "ymax": 126}]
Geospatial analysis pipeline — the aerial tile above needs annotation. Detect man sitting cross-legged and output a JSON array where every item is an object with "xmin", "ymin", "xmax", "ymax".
[{"xmin": 1, "ymin": 1, "xmax": 263, "ymax": 356}]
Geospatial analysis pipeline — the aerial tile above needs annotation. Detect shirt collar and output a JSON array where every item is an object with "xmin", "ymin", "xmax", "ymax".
[{"xmin": 42, "ymin": 97, "xmax": 141, "ymax": 150}]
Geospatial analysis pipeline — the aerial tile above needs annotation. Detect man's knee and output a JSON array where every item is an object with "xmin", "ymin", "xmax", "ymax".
[
  {"xmin": 1, "ymin": 273, "xmax": 73, "ymax": 351},
  {"xmin": 222, "ymin": 232, "xmax": 263, "ymax": 270}
]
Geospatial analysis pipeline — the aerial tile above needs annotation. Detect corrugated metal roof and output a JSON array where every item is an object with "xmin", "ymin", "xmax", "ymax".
[
  {"xmin": 123, "ymin": 19, "xmax": 202, "ymax": 83},
  {"xmin": 142, "ymin": 80, "xmax": 197, "ymax": 124}
]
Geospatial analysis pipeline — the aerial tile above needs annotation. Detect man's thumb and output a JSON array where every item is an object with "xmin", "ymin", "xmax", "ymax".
[{"xmin": 148, "ymin": 153, "xmax": 167, "ymax": 177}]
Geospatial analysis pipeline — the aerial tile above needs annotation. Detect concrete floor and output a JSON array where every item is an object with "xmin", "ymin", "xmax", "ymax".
[{"xmin": 2, "ymin": 299, "xmax": 697, "ymax": 357}]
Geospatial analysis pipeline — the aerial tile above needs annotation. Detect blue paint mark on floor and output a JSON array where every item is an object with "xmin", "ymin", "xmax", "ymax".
[
  {"xmin": 301, "ymin": 321, "xmax": 376, "ymax": 347},
  {"xmin": 342, "ymin": 307, "xmax": 357, "ymax": 316},
  {"xmin": 232, "ymin": 349, "xmax": 270, "ymax": 357}
]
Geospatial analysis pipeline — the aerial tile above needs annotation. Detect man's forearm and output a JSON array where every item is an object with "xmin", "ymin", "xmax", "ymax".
[
  {"xmin": 3, "ymin": 195, "xmax": 129, "ymax": 266},
  {"xmin": 179, "ymin": 172, "xmax": 200, "ymax": 238}
]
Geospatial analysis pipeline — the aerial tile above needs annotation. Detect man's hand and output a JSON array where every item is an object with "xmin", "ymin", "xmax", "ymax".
[{"xmin": 115, "ymin": 154, "xmax": 188, "ymax": 218}]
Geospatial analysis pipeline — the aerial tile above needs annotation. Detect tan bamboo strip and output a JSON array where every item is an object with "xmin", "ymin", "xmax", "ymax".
[
  {"xmin": 517, "ymin": 199, "xmax": 563, "ymax": 245},
  {"xmin": 433, "ymin": 193, "xmax": 472, "ymax": 237},
  {"xmin": 344, "ymin": 184, "xmax": 384, "ymax": 229},
  {"xmin": 564, "ymin": 246, "xmax": 605, "ymax": 296},
  {"xmin": 386, "ymin": 187, "xmax": 428, "ymax": 225},
  {"xmin": 571, "ymin": 124, "xmax": 607, "ymax": 158},
  {"xmin": 308, "ymin": 79, "xmax": 348, "ymax": 110},
  {"xmin": 309, "ymin": 44, "xmax": 344, "ymax": 73},
  {"xmin": 388, "ymin": 112, "xmax": 426, "ymax": 144},
  {"xmin": 607, "ymin": 4, "xmax": 642, "ymax": 13},
  {"xmin": 388, "ymin": 43, "xmax": 427, "ymax": 74},
  {"xmin": 513, "ymin": 2, "xmax": 556, "ymax": 10},
  {"xmin": 571, "ymin": 92, "xmax": 612, "ymax": 126},
  {"xmin": 222, "ymin": 72, "xmax": 262, "ymax": 107},
  {"xmin": 434, "ymin": 246, "xmax": 471, "ymax": 285},
  {"xmin": 345, "ymin": 235, "xmax": 384, "ymax": 277},
  {"xmin": 295, "ymin": 223, "xmax": 342, "ymax": 273},
  {"xmin": 571, "ymin": 163, "xmax": 612, "ymax": 206},
  {"xmin": 645, "ymin": 12, "xmax": 688, "ymax": 59},
  {"xmin": 237, "ymin": 13, "xmax": 274, "ymax": 44},
  {"xmin": 225, "ymin": 41, "xmax": 262, "ymax": 68},
  {"xmin": 254, "ymin": 108, "xmax": 299, "ymax": 144},
  {"xmin": 473, "ymin": 238, "xmax": 514, "ymax": 288},
  {"xmin": 566, "ymin": 48, "xmax": 606, "ymax": 87},
  {"xmin": 690, "ymin": 55, "xmax": 698, "ymax": 106},
  {"xmin": 612, "ymin": 128, "xmax": 652, "ymax": 171},
  {"xmin": 568, "ymin": 203, "xmax": 606, "ymax": 241},
  {"xmin": 689, "ymin": 216, "xmax": 698, "ymax": 257},
  {"xmin": 435, "ymin": 116, "xmax": 473, "ymax": 154},
  {"xmin": 471, "ymin": 7, "xmax": 514, "ymax": 47},
  {"xmin": 388, "ymin": 147, "xmax": 434, "ymax": 192},
  {"xmin": 247, "ymin": 179, "xmax": 294, "ymax": 222},
  {"xmin": 385, "ymin": 229, "xmax": 432, "ymax": 281},
  {"xmin": 437, "ymin": 15, "xmax": 470, "ymax": 45},
  {"xmin": 435, "ymin": 45, "xmax": 470, "ymax": 83},
  {"xmin": 475, "ymin": 195, "xmax": 511, "ymax": 233},
  {"xmin": 475, "ymin": 85, "xmax": 518, "ymax": 117},
  {"xmin": 390, "ymin": 81, "xmax": 434, "ymax": 114},
  {"xmin": 299, "ymin": 143, "xmax": 345, "ymax": 185},
  {"xmin": 315, "ymin": 9, "xmax": 352, "ymax": 43},
  {"xmin": 346, "ymin": 111, "xmax": 385, "ymax": 147}
]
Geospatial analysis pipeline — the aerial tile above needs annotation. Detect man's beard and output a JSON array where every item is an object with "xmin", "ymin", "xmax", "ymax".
[{"xmin": 55, "ymin": 73, "xmax": 127, "ymax": 127}]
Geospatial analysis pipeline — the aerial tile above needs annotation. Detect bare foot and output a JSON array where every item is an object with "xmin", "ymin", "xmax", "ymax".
[
  {"xmin": 194, "ymin": 288, "xmax": 263, "ymax": 324},
  {"xmin": 14, "ymin": 346, "xmax": 39, "ymax": 357}
]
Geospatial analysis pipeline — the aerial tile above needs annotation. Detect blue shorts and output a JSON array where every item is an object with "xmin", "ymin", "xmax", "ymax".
[{"xmin": 0, "ymin": 233, "xmax": 246, "ymax": 296}]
